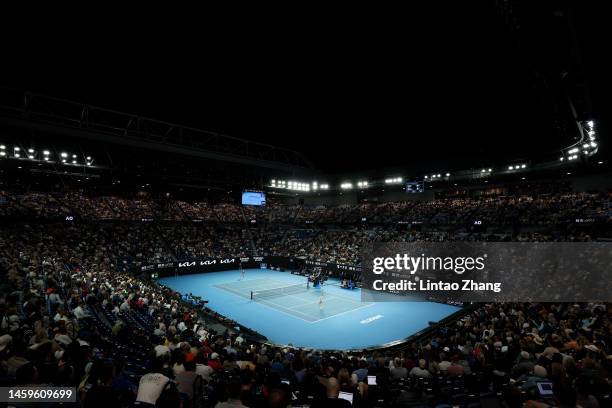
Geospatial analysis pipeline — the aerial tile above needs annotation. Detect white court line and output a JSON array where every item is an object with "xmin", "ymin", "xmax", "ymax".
[
  {"xmin": 310, "ymin": 302, "xmax": 375, "ymax": 323},
  {"xmin": 255, "ymin": 298, "xmax": 319, "ymax": 323},
  {"xmin": 254, "ymin": 292, "xmax": 356, "ymax": 323},
  {"xmin": 277, "ymin": 297, "xmax": 313, "ymax": 309},
  {"xmin": 273, "ymin": 292, "xmax": 375, "ymax": 324}
]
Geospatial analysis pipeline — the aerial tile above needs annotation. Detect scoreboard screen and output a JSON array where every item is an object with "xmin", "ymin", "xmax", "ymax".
[
  {"xmin": 242, "ymin": 191, "xmax": 266, "ymax": 206},
  {"xmin": 406, "ymin": 181, "xmax": 425, "ymax": 193}
]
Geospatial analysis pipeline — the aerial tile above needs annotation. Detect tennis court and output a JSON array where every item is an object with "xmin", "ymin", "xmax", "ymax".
[
  {"xmin": 215, "ymin": 278, "xmax": 373, "ymax": 323},
  {"xmin": 159, "ymin": 269, "xmax": 461, "ymax": 349}
]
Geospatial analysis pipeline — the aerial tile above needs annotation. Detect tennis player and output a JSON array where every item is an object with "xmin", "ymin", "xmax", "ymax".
[
  {"xmin": 239, "ymin": 263, "xmax": 246, "ymax": 280},
  {"xmin": 319, "ymin": 293, "xmax": 324, "ymax": 311}
]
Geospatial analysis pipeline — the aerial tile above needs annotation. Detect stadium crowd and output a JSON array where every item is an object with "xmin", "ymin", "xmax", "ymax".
[
  {"xmin": 1, "ymin": 191, "xmax": 609, "ymax": 225},
  {"xmin": 0, "ymin": 189, "xmax": 611, "ymax": 407}
]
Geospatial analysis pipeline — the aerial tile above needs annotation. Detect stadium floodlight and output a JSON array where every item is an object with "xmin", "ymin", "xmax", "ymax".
[
  {"xmin": 481, "ymin": 169, "xmax": 485, "ymax": 173},
  {"xmin": 590, "ymin": 141, "xmax": 597, "ymax": 147},
  {"xmin": 43, "ymin": 150, "xmax": 50, "ymax": 155},
  {"xmin": 598, "ymin": 161, "xmax": 604, "ymax": 164},
  {"xmin": 14, "ymin": 153, "xmax": 20, "ymax": 158},
  {"xmin": 60, "ymin": 152, "xmax": 68, "ymax": 158},
  {"xmin": 587, "ymin": 120, "xmax": 594, "ymax": 128},
  {"xmin": 320, "ymin": 184, "xmax": 329, "ymax": 190},
  {"xmin": 385, "ymin": 177, "xmax": 403, "ymax": 184},
  {"xmin": 86, "ymin": 156, "xmax": 92, "ymax": 161},
  {"xmin": 424, "ymin": 175, "xmax": 428, "ymax": 179},
  {"xmin": 62, "ymin": 159, "xmax": 67, "ymax": 163},
  {"xmin": 72, "ymin": 160, "xmax": 77, "ymax": 164},
  {"xmin": 436, "ymin": 174, "xmax": 441, "ymax": 178},
  {"xmin": 508, "ymin": 166, "xmax": 514, "ymax": 170},
  {"xmin": 0, "ymin": 151, "xmax": 5, "ymax": 156},
  {"xmin": 445, "ymin": 173, "xmax": 450, "ymax": 177},
  {"xmin": 568, "ymin": 148, "xmax": 579, "ymax": 154},
  {"xmin": 28, "ymin": 155, "xmax": 34, "ymax": 159},
  {"xmin": 559, "ymin": 157, "xmax": 564, "ymax": 161},
  {"xmin": 44, "ymin": 157, "xmax": 49, "ymax": 161},
  {"xmin": 72, "ymin": 154, "xmax": 77, "ymax": 158},
  {"xmin": 340, "ymin": 182, "xmax": 353, "ymax": 189},
  {"xmin": 28, "ymin": 148, "xmax": 34, "ymax": 153},
  {"xmin": 521, "ymin": 164, "xmax": 526, "ymax": 169},
  {"xmin": 582, "ymin": 143, "xmax": 590, "ymax": 149},
  {"xmin": 0, "ymin": 145, "xmax": 5, "ymax": 150},
  {"xmin": 488, "ymin": 168, "xmax": 492, "ymax": 172}
]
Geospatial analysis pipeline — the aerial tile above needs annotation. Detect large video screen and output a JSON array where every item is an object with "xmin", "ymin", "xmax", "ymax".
[
  {"xmin": 406, "ymin": 181, "xmax": 425, "ymax": 193},
  {"xmin": 242, "ymin": 191, "xmax": 266, "ymax": 206}
]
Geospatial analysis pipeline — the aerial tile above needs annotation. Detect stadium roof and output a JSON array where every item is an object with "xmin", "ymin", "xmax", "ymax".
[{"xmin": 1, "ymin": 1, "xmax": 609, "ymax": 180}]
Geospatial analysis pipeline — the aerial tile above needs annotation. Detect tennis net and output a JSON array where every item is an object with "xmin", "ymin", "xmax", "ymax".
[{"xmin": 251, "ymin": 283, "xmax": 308, "ymax": 300}]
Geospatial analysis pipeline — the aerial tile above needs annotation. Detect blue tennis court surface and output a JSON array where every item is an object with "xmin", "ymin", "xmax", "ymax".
[{"xmin": 159, "ymin": 269, "xmax": 460, "ymax": 350}]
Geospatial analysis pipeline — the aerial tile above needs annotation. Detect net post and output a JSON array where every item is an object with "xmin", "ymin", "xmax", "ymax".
[{"xmin": 250, "ymin": 291, "xmax": 254, "ymax": 300}]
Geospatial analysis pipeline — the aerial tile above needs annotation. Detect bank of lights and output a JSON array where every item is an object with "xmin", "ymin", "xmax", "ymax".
[
  {"xmin": 507, "ymin": 164, "xmax": 527, "ymax": 170},
  {"xmin": 340, "ymin": 182, "xmax": 353, "ymax": 190},
  {"xmin": 425, "ymin": 173, "xmax": 450, "ymax": 180},
  {"xmin": 568, "ymin": 120, "xmax": 599, "ymax": 159},
  {"xmin": 287, "ymin": 181, "xmax": 310, "ymax": 192},
  {"xmin": 357, "ymin": 181, "xmax": 369, "ymax": 188},
  {"xmin": 384, "ymin": 177, "xmax": 403, "ymax": 184},
  {"xmin": 0, "ymin": 145, "xmax": 94, "ymax": 165},
  {"xmin": 270, "ymin": 179, "xmax": 327, "ymax": 192},
  {"xmin": 481, "ymin": 168, "xmax": 492, "ymax": 173}
]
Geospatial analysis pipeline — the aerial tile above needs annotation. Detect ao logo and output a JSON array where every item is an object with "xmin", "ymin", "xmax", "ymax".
[{"xmin": 360, "ymin": 315, "xmax": 383, "ymax": 324}]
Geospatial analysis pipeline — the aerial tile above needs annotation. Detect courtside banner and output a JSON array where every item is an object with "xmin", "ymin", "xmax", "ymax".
[{"xmin": 361, "ymin": 242, "xmax": 612, "ymax": 302}]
